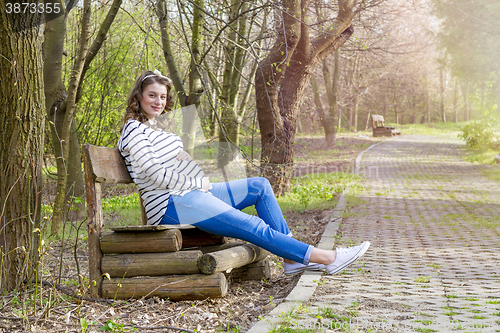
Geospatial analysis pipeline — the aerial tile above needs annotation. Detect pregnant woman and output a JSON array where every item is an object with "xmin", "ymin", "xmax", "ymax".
[{"xmin": 117, "ymin": 70, "xmax": 370, "ymax": 276}]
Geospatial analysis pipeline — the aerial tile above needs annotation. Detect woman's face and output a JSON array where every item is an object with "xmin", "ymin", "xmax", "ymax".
[{"xmin": 139, "ymin": 82, "xmax": 168, "ymax": 120}]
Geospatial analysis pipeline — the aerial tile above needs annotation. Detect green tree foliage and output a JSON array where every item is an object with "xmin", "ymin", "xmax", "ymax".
[
  {"xmin": 71, "ymin": 3, "xmax": 170, "ymax": 148},
  {"xmin": 433, "ymin": 0, "xmax": 500, "ymax": 112}
]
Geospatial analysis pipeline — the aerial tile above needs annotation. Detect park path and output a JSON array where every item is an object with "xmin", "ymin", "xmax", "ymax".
[{"xmin": 300, "ymin": 134, "xmax": 500, "ymax": 332}]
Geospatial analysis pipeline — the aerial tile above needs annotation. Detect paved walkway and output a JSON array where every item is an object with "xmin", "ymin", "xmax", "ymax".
[{"xmin": 249, "ymin": 134, "xmax": 500, "ymax": 332}]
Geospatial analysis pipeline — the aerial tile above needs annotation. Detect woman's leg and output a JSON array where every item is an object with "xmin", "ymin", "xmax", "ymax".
[
  {"xmin": 209, "ymin": 178, "xmax": 307, "ymax": 266},
  {"xmin": 161, "ymin": 189, "xmax": 313, "ymax": 264},
  {"xmin": 161, "ymin": 179, "xmax": 371, "ymax": 273},
  {"xmin": 209, "ymin": 177, "xmax": 291, "ymax": 235}
]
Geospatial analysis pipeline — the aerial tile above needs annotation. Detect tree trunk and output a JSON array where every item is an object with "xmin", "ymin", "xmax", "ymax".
[
  {"xmin": 182, "ymin": 0, "xmax": 204, "ymax": 156},
  {"xmin": 365, "ymin": 111, "xmax": 371, "ymax": 131},
  {"xmin": 158, "ymin": 0, "xmax": 208, "ymax": 158},
  {"xmin": 66, "ymin": 122, "xmax": 85, "ymax": 220},
  {"xmin": 218, "ymin": 0, "xmax": 250, "ymax": 167},
  {"xmin": 256, "ymin": 0, "xmax": 355, "ymax": 195},
  {"xmin": 346, "ymin": 97, "xmax": 352, "ymax": 130},
  {"xmin": 460, "ymin": 80, "xmax": 470, "ymax": 121},
  {"xmin": 45, "ymin": 0, "xmax": 122, "ymax": 230},
  {"xmin": 452, "ymin": 78, "xmax": 458, "ymax": 122},
  {"xmin": 311, "ymin": 74, "xmax": 333, "ymax": 145},
  {"xmin": 346, "ymin": 52, "xmax": 359, "ymax": 131},
  {"xmin": 51, "ymin": 0, "xmax": 91, "ymax": 235},
  {"xmin": 44, "ymin": 0, "xmax": 84, "ymax": 223},
  {"xmin": 44, "ymin": 0, "xmax": 82, "ymax": 222},
  {"xmin": 0, "ymin": 2, "xmax": 45, "ymax": 292},
  {"xmin": 313, "ymin": 0, "xmax": 338, "ymax": 146},
  {"xmin": 157, "ymin": 0, "xmax": 187, "ymax": 107},
  {"xmin": 352, "ymin": 90, "xmax": 359, "ymax": 132},
  {"xmin": 440, "ymin": 68, "xmax": 446, "ymax": 122},
  {"xmin": 48, "ymin": 110, "xmax": 85, "ymax": 221},
  {"xmin": 427, "ymin": 81, "xmax": 431, "ymax": 123},
  {"xmin": 320, "ymin": 49, "xmax": 340, "ymax": 146},
  {"xmin": 382, "ymin": 87, "xmax": 388, "ymax": 119},
  {"xmin": 330, "ymin": 49, "xmax": 341, "ymax": 141}
]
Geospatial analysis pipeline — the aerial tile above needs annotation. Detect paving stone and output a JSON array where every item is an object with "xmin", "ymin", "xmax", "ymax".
[{"xmin": 284, "ymin": 134, "xmax": 500, "ymax": 332}]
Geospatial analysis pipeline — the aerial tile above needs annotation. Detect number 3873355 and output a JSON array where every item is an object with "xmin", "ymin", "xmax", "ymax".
[{"xmin": 6, "ymin": 2, "xmax": 61, "ymax": 14}]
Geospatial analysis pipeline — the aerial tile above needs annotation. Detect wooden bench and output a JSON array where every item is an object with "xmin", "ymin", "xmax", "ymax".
[
  {"xmin": 83, "ymin": 144, "xmax": 270, "ymax": 300},
  {"xmin": 371, "ymin": 115, "xmax": 401, "ymax": 137}
]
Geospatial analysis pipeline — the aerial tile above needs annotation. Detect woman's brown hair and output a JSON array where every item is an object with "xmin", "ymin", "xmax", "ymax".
[{"xmin": 122, "ymin": 71, "xmax": 174, "ymax": 130}]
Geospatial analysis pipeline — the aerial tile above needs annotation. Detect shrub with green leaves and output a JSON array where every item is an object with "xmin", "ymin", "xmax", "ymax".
[{"xmin": 458, "ymin": 120, "xmax": 496, "ymax": 149}]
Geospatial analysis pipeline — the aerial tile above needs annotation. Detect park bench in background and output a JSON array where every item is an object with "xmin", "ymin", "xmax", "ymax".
[
  {"xmin": 371, "ymin": 115, "xmax": 401, "ymax": 137},
  {"xmin": 83, "ymin": 144, "xmax": 270, "ymax": 300}
]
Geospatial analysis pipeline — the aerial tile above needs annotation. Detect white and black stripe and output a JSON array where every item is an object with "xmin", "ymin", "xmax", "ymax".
[{"xmin": 118, "ymin": 119, "xmax": 205, "ymax": 225}]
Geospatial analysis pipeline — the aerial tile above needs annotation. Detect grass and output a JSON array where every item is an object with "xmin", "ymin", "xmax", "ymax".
[
  {"xmin": 101, "ymin": 192, "xmax": 142, "ymax": 228},
  {"xmin": 340, "ymin": 194, "xmax": 369, "ymax": 218},
  {"xmin": 414, "ymin": 328, "xmax": 438, "ymax": 333},
  {"xmin": 486, "ymin": 300, "xmax": 500, "ymax": 304},
  {"xmin": 268, "ymin": 302, "xmax": 360, "ymax": 333},
  {"xmin": 414, "ymin": 319, "xmax": 434, "ymax": 326},
  {"xmin": 444, "ymin": 311, "xmax": 458, "ymax": 316},
  {"xmin": 481, "ymin": 167, "xmax": 500, "ymax": 183},
  {"xmin": 405, "ymin": 173, "xmax": 453, "ymax": 182},
  {"xmin": 414, "ymin": 276, "xmax": 432, "ymax": 283},
  {"xmin": 462, "ymin": 146, "xmax": 498, "ymax": 165},
  {"xmin": 395, "ymin": 121, "xmax": 466, "ymax": 135},
  {"xmin": 441, "ymin": 213, "xmax": 500, "ymax": 229},
  {"xmin": 268, "ymin": 304, "xmax": 315, "ymax": 333},
  {"xmin": 43, "ymin": 191, "xmax": 144, "ymax": 234},
  {"xmin": 242, "ymin": 172, "xmax": 364, "ymax": 215},
  {"xmin": 295, "ymin": 129, "xmax": 373, "ymax": 139}
]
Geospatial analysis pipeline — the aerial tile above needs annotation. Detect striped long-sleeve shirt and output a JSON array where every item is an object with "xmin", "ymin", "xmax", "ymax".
[{"xmin": 118, "ymin": 119, "xmax": 205, "ymax": 225}]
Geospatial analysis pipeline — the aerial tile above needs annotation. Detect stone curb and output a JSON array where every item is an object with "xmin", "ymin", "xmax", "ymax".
[{"xmin": 245, "ymin": 138, "xmax": 389, "ymax": 333}]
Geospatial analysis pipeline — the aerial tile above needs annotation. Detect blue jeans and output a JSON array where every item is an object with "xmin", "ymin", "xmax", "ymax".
[{"xmin": 161, "ymin": 177, "xmax": 313, "ymax": 264}]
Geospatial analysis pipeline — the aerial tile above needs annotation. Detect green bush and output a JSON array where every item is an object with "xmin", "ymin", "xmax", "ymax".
[{"xmin": 458, "ymin": 121, "xmax": 496, "ymax": 149}]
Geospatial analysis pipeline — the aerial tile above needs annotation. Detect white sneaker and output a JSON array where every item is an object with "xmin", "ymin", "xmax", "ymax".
[
  {"xmin": 284, "ymin": 262, "xmax": 326, "ymax": 275},
  {"xmin": 326, "ymin": 241, "xmax": 370, "ymax": 275}
]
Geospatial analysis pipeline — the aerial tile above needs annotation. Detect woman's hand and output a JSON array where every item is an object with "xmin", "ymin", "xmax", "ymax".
[
  {"xmin": 202, "ymin": 177, "xmax": 212, "ymax": 191},
  {"xmin": 176, "ymin": 149, "xmax": 192, "ymax": 161}
]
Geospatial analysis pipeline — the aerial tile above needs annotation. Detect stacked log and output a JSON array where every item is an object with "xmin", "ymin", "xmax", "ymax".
[
  {"xmin": 102, "ymin": 274, "xmax": 228, "ymax": 301},
  {"xmin": 99, "ymin": 225, "xmax": 269, "ymax": 300},
  {"xmin": 101, "ymin": 251, "xmax": 202, "ymax": 277},
  {"xmin": 198, "ymin": 243, "xmax": 269, "ymax": 274},
  {"xmin": 231, "ymin": 258, "xmax": 272, "ymax": 282},
  {"xmin": 100, "ymin": 229, "xmax": 182, "ymax": 253}
]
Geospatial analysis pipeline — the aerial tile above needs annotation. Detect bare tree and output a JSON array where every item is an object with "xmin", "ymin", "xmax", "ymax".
[{"xmin": 255, "ymin": 0, "xmax": 355, "ymax": 194}]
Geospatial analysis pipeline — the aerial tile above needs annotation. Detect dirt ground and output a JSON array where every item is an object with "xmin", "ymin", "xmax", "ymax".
[{"xmin": 0, "ymin": 134, "xmax": 383, "ymax": 333}]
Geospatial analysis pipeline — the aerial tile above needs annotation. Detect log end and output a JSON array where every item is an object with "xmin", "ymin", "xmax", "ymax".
[{"xmin": 198, "ymin": 253, "xmax": 217, "ymax": 275}]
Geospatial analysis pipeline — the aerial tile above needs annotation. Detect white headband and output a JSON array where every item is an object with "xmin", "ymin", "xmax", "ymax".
[{"xmin": 142, "ymin": 69, "xmax": 172, "ymax": 84}]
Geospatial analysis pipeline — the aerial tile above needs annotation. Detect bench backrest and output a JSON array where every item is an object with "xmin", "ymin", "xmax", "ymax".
[
  {"xmin": 83, "ymin": 144, "xmax": 132, "ymax": 184},
  {"xmin": 371, "ymin": 115, "xmax": 385, "ymax": 128}
]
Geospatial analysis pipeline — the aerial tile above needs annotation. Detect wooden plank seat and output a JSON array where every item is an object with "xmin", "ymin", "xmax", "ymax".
[
  {"xmin": 371, "ymin": 115, "xmax": 401, "ymax": 137},
  {"xmin": 83, "ymin": 144, "xmax": 269, "ymax": 300}
]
